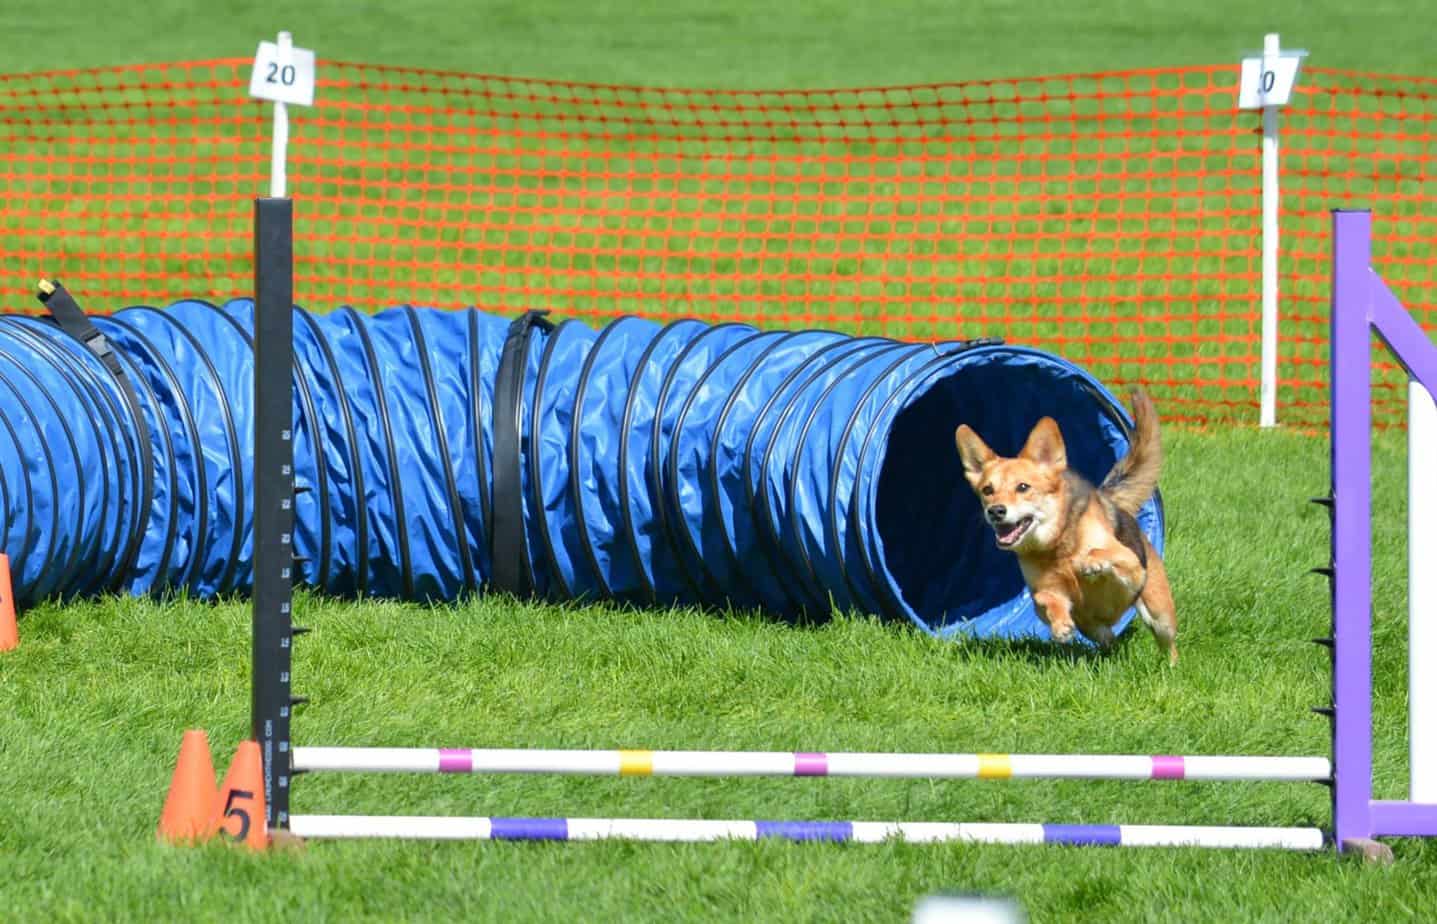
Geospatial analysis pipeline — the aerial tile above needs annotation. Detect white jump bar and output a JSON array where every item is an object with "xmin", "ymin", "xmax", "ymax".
[
  {"xmin": 292, "ymin": 747, "xmax": 1331, "ymax": 782},
  {"xmin": 287, "ymin": 814, "xmax": 1327, "ymax": 850}
]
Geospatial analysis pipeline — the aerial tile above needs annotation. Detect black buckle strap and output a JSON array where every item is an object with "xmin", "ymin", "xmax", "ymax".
[
  {"xmin": 36, "ymin": 279, "xmax": 155, "ymax": 583},
  {"xmin": 489, "ymin": 309, "xmax": 555, "ymax": 597},
  {"xmin": 39, "ymin": 280, "xmax": 125, "ymax": 378}
]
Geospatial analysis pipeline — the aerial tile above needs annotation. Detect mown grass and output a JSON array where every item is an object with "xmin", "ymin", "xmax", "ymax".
[
  {"xmin": 3, "ymin": 426, "xmax": 1435, "ymax": 923},
  {"xmin": 3, "ymin": 0, "xmax": 1433, "ymax": 84},
  {"xmin": 2, "ymin": 1, "xmax": 1435, "ymax": 920}
]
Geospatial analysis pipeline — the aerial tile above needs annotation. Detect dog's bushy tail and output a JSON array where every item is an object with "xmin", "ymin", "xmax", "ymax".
[{"xmin": 1100, "ymin": 389, "xmax": 1163, "ymax": 515}]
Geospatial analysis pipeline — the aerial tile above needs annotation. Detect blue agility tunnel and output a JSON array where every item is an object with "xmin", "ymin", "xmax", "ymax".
[{"xmin": 0, "ymin": 299, "xmax": 1163, "ymax": 640}]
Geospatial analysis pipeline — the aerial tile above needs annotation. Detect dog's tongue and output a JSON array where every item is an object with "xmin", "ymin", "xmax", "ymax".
[{"xmin": 997, "ymin": 521, "xmax": 1024, "ymax": 543}]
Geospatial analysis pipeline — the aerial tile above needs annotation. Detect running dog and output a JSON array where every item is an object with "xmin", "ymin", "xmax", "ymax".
[{"xmin": 954, "ymin": 391, "xmax": 1178, "ymax": 664}]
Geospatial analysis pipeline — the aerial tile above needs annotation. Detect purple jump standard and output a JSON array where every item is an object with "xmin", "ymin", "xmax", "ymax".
[{"xmin": 1331, "ymin": 210, "xmax": 1437, "ymax": 855}]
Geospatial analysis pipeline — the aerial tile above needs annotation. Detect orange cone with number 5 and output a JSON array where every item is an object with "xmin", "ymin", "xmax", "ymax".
[{"xmin": 211, "ymin": 739, "xmax": 268, "ymax": 850}]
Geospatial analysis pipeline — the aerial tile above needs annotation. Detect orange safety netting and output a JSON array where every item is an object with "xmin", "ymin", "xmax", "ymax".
[
  {"xmin": 1282, "ymin": 69, "xmax": 1436, "ymax": 429},
  {"xmin": 0, "ymin": 59, "xmax": 1431, "ymax": 430}
]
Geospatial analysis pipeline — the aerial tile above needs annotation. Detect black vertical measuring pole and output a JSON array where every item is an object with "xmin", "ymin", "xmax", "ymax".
[{"xmin": 252, "ymin": 196, "xmax": 295, "ymax": 831}]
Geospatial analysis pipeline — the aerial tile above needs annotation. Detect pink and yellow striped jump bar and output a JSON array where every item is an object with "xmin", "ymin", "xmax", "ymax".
[{"xmin": 291, "ymin": 748, "xmax": 1330, "ymax": 782}]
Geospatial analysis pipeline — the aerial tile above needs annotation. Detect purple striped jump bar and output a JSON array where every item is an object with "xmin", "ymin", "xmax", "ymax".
[
  {"xmin": 292, "ymin": 747, "xmax": 1331, "ymax": 783},
  {"xmin": 287, "ymin": 814, "xmax": 1327, "ymax": 851}
]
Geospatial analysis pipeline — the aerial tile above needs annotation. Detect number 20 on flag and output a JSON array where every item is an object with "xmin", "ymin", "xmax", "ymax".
[{"xmin": 249, "ymin": 39, "xmax": 316, "ymax": 107}]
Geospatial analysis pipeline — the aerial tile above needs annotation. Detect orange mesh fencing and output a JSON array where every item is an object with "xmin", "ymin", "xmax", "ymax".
[
  {"xmin": 0, "ymin": 59, "xmax": 1431, "ymax": 429},
  {"xmin": 1283, "ymin": 68, "xmax": 1436, "ymax": 429}
]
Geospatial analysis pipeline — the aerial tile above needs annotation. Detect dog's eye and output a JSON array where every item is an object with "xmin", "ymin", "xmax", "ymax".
[
  {"xmin": 1016, "ymin": 482, "xmax": 1030, "ymax": 493},
  {"xmin": 981, "ymin": 485, "xmax": 994, "ymax": 497}
]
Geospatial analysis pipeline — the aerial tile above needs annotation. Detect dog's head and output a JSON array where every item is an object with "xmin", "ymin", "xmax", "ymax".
[{"xmin": 954, "ymin": 417, "xmax": 1068, "ymax": 553}]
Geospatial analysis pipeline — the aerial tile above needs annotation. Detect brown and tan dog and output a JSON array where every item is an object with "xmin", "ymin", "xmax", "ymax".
[{"xmin": 954, "ymin": 390, "xmax": 1178, "ymax": 664}]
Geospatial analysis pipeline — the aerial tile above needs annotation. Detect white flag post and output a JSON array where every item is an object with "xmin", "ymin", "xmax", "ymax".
[
  {"xmin": 1238, "ymin": 33, "xmax": 1305, "ymax": 428},
  {"xmin": 248, "ymin": 31, "xmax": 317, "ymax": 198}
]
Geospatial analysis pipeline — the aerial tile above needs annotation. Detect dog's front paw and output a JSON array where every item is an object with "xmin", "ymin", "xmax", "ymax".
[{"xmin": 1076, "ymin": 556, "xmax": 1113, "ymax": 577}]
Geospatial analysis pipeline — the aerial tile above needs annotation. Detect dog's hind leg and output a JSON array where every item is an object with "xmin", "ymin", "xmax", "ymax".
[
  {"xmin": 1086, "ymin": 623, "xmax": 1116, "ymax": 653},
  {"xmin": 1135, "ymin": 598, "xmax": 1173, "ymax": 661},
  {"xmin": 1136, "ymin": 547, "xmax": 1178, "ymax": 665}
]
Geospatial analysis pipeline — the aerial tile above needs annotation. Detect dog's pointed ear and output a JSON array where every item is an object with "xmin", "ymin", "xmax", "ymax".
[
  {"xmin": 954, "ymin": 425, "xmax": 994, "ymax": 486},
  {"xmin": 1019, "ymin": 417, "xmax": 1067, "ymax": 470}
]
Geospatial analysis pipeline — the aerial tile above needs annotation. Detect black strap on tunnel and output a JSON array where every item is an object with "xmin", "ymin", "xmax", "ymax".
[
  {"xmin": 36, "ymin": 279, "xmax": 156, "ymax": 581},
  {"xmin": 490, "ymin": 309, "xmax": 555, "ymax": 597}
]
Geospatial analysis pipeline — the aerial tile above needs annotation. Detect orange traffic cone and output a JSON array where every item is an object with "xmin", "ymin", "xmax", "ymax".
[
  {"xmin": 0, "ymin": 554, "xmax": 16, "ymax": 652},
  {"xmin": 211, "ymin": 740, "xmax": 268, "ymax": 850},
  {"xmin": 157, "ymin": 729, "xmax": 218, "ymax": 844}
]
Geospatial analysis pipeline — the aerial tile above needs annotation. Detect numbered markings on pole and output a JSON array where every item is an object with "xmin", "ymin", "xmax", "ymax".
[
  {"xmin": 249, "ymin": 40, "xmax": 316, "ymax": 107},
  {"xmin": 1238, "ymin": 52, "xmax": 1305, "ymax": 110}
]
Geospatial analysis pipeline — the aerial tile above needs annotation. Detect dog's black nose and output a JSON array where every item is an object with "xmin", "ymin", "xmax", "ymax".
[{"xmin": 988, "ymin": 505, "xmax": 1006, "ymax": 521}]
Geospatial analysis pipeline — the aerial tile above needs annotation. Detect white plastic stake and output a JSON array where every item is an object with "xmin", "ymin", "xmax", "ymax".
[
  {"xmin": 1239, "ymin": 33, "xmax": 1304, "ymax": 427},
  {"xmin": 1412, "ymin": 379, "xmax": 1437, "ymax": 803},
  {"xmin": 1258, "ymin": 33, "xmax": 1283, "ymax": 428},
  {"xmin": 913, "ymin": 894, "xmax": 1025, "ymax": 924},
  {"xmin": 271, "ymin": 32, "xmax": 291, "ymax": 199},
  {"xmin": 248, "ymin": 31, "xmax": 316, "ymax": 199}
]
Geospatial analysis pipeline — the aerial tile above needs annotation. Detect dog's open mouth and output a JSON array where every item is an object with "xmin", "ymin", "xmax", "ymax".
[{"xmin": 994, "ymin": 516, "xmax": 1034, "ymax": 548}]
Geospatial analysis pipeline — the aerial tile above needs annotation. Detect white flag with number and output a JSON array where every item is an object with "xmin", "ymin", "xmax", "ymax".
[{"xmin": 249, "ymin": 40, "xmax": 316, "ymax": 107}]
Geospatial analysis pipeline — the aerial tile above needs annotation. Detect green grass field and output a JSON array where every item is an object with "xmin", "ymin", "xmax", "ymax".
[
  {"xmin": 2, "ymin": 2, "xmax": 1436, "ymax": 921},
  {"xmin": 5, "ymin": 428, "xmax": 1433, "ymax": 921},
  {"xmin": 5, "ymin": 0, "xmax": 1434, "ymax": 84}
]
